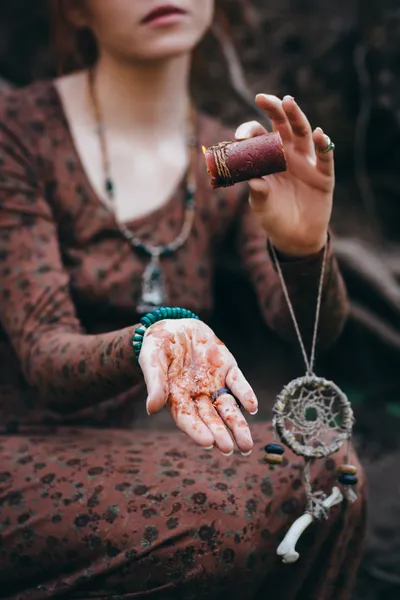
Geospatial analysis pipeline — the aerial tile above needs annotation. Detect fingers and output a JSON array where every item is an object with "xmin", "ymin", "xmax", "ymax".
[
  {"xmin": 256, "ymin": 94, "xmax": 315, "ymax": 155},
  {"xmin": 281, "ymin": 95, "xmax": 314, "ymax": 154},
  {"xmin": 169, "ymin": 388, "xmax": 215, "ymax": 448},
  {"xmin": 255, "ymin": 94, "xmax": 292, "ymax": 143},
  {"xmin": 225, "ymin": 365, "xmax": 258, "ymax": 415},
  {"xmin": 313, "ymin": 127, "xmax": 335, "ymax": 178},
  {"xmin": 195, "ymin": 394, "xmax": 234, "ymax": 455},
  {"xmin": 235, "ymin": 120, "xmax": 268, "ymax": 141},
  {"xmin": 213, "ymin": 392, "xmax": 254, "ymax": 455}
]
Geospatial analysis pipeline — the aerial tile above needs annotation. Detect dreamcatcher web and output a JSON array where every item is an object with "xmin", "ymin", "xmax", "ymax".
[{"xmin": 273, "ymin": 375, "xmax": 354, "ymax": 459}]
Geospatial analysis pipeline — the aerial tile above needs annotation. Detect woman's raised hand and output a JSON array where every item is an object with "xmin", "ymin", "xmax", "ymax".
[
  {"xmin": 139, "ymin": 318, "xmax": 258, "ymax": 455},
  {"xmin": 236, "ymin": 94, "xmax": 335, "ymax": 257}
]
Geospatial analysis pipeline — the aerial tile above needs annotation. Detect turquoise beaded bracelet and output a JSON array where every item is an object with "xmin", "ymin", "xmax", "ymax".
[{"xmin": 132, "ymin": 307, "xmax": 200, "ymax": 361}]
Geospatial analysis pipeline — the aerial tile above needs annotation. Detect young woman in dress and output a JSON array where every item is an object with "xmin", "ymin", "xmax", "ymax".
[{"xmin": 0, "ymin": 1, "xmax": 365, "ymax": 598}]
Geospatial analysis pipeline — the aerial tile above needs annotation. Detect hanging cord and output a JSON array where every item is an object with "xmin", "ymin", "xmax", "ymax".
[{"xmin": 269, "ymin": 242, "xmax": 329, "ymax": 375}]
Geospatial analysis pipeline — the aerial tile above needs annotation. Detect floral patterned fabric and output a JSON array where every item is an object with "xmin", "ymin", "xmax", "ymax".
[{"xmin": 0, "ymin": 427, "xmax": 366, "ymax": 600}]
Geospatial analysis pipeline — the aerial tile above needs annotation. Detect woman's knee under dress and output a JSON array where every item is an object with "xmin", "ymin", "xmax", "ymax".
[{"xmin": 0, "ymin": 423, "xmax": 366, "ymax": 600}]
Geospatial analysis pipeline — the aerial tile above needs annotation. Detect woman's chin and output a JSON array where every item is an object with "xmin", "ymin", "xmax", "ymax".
[{"xmin": 125, "ymin": 32, "xmax": 204, "ymax": 63}]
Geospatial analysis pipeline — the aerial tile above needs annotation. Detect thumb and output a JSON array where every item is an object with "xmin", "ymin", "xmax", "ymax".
[
  {"xmin": 139, "ymin": 342, "xmax": 169, "ymax": 416},
  {"xmin": 235, "ymin": 120, "xmax": 268, "ymax": 140},
  {"xmin": 248, "ymin": 177, "xmax": 271, "ymax": 215}
]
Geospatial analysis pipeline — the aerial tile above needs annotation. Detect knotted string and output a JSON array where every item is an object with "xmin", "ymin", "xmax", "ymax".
[{"xmin": 210, "ymin": 141, "xmax": 234, "ymax": 187}]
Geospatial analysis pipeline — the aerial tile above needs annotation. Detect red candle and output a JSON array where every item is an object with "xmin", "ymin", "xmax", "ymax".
[{"xmin": 203, "ymin": 132, "xmax": 287, "ymax": 189}]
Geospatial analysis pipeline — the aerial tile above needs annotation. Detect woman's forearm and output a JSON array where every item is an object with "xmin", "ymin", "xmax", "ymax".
[{"xmin": 25, "ymin": 325, "xmax": 142, "ymax": 413}]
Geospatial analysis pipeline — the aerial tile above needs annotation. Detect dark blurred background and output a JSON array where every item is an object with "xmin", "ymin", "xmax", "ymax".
[{"xmin": 0, "ymin": 1, "xmax": 399, "ymax": 598}]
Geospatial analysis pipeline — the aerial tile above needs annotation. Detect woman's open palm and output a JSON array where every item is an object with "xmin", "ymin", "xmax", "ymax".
[{"xmin": 139, "ymin": 319, "xmax": 258, "ymax": 455}]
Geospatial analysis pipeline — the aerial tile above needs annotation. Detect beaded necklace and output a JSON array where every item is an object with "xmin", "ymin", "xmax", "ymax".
[{"xmin": 87, "ymin": 69, "xmax": 197, "ymax": 315}]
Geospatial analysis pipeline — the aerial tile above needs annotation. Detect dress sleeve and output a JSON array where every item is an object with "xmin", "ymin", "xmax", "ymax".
[
  {"xmin": 0, "ymin": 121, "xmax": 142, "ymax": 413},
  {"xmin": 236, "ymin": 194, "xmax": 349, "ymax": 352}
]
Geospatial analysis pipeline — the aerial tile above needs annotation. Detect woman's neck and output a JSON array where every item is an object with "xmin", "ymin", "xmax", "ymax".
[{"xmin": 92, "ymin": 51, "xmax": 192, "ymax": 138}]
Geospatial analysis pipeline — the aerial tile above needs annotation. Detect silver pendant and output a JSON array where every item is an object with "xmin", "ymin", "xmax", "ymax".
[{"xmin": 137, "ymin": 253, "xmax": 166, "ymax": 314}]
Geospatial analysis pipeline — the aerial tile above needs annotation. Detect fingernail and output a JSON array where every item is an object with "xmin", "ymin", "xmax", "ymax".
[
  {"xmin": 315, "ymin": 127, "xmax": 323, "ymax": 132},
  {"xmin": 204, "ymin": 445, "xmax": 214, "ymax": 450},
  {"xmin": 241, "ymin": 450, "xmax": 252, "ymax": 456},
  {"xmin": 283, "ymin": 95, "xmax": 295, "ymax": 101},
  {"xmin": 145, "ymin": 398, "xmax": 151, "ymax": 416},
  {"xmin": 235, "ymin": 125, "xmax": 251, "ymax": 140},
  {"xmin": 249, "ymin": 409, "xmax": 258, "ymax": 416},
  {"xmin": 222, "ymin": 450, "xmax": 234, "ymax": 457}
]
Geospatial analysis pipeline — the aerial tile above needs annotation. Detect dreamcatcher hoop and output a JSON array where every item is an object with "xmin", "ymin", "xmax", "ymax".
[{"xmin": 273, "ymin": 374, "xmax": 354, "ymax": 459}]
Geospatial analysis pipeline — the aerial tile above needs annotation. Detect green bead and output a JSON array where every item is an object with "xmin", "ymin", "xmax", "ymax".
[
  {"xmin": 338, "ymin": 473, "xmax": 358, "ymax": 486},
  {"xmin": 133, "ymin": 335, "xmax": 143, "ymax": 343},
  {"xmin": 160, "ymin": 308, "xmax": 168, "ymax": 319},
  {"xmin": 134, "ymin": 328, "xmax": 144, "ymax": 337},
  {"xmin": 264, "ymin": 443, "xmax": 285, "ymax": 455},
  {"xmin": 171, "ymin": 308, "xmax": 177, "ymax": 318},
  {"xmin": 105, "ymin": 177, "xmax": 114, "ymax": 194},
  {"xmin": 141, "ymin": 316, "xmax": 152, "ymax": 327},
  {"xmin": 165, "ymin": 307, "xmax": 172, "ymax": 318}
]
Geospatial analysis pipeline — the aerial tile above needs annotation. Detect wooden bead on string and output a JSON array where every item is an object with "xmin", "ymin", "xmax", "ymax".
[
  {"xmin": 336, "ymin": 464, "xmax": 357, "ymax": 475},
  {"xmin": 265, "ymin": 454, "xmax": 284, "ymax": 465}
]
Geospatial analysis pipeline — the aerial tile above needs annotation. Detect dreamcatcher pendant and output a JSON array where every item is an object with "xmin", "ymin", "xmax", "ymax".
[{"xmin": 268, "ymin": 242, "xmax": 357, "ymax": 564}]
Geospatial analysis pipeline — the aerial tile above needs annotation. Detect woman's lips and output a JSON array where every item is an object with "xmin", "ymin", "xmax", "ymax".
[{"xmin": 141, "ymin": 5, "xmax": 187, "ymax": 25}]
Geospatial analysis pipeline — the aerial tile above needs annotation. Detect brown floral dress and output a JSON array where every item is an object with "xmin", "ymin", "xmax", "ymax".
[{"xmin": 0, "ymin": 81, "xmax": 365, "ymax": 599}]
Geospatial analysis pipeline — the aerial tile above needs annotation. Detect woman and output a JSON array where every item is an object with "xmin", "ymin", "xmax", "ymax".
[{"xmin": 0, "ymin": 1, "xmax": 365, "ymax": 598}]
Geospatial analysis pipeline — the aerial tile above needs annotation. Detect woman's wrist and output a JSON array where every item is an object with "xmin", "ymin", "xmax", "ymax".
[
  {"xmin": 132, "ymin": 307, "xmax": 200, "ymax": 362},
  {"xmin": 269, "ymin": 232, "xmax": 329, "ymax": 261}
]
